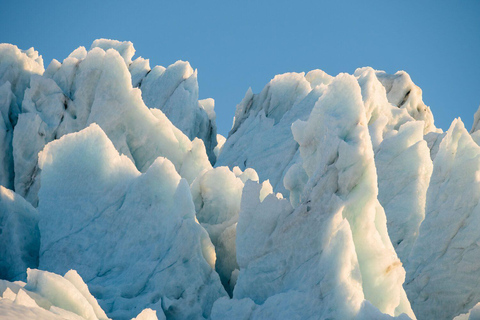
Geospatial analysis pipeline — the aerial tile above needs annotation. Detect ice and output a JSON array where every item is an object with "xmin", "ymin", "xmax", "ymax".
[
  {"xmin": 37, "ymin": 124, "xmax": 226, "ymax": 319},
  {"xmin": 0, "ymin": 268, "xmax": 110, "ymax": 320},
  {"xmin": 190, "ymin": 166, "xmax": 260, "ymax": 295},
  {"xmin": 406, "ymin": 119, "xmax": 480, "ymax": 320},
  {"xmin": 91, "ymin": 39, "xmax": 219, "ymax": 163},
  {"xmin": 13, "ymin": 44, "xmax": 212, "ymax": 205},
  {"xmin": 215, "ymin": 74, "xmax": 414, "ymax": 319},
  {"xmin": 0, "ymin": 44, "xmax": 44, "ymax": 107},
  {"xmin": 291, "ymin": 73, "xmax": 414, "ymax": 317},
  {"xmin": 0, "ymin": 44, "xmax": 43, "ymax": 189},
  {"xmin": 424, "ymin": 131, "xmax": 446, "ymax": 160},
  {"xmin": 0, "ymin": 186, "xmax": 39, "ymax": 281},
  {"xmin": 217, "ymin": 67, "xmax": 436, "ymax": 203},
  {"xmin": 140, "ymin": 60, "xmax": 218, "ymax": 163},
  {"xmin": 374, "ymin": 70, "xmax": 436, "ymax": 134},
  {"xmin": 132, "ymin": 308, "xmax": 164, "ymax": 320},
  {"xmin": 0, "ymin": 299, "xmax": 66, "ymax": 320},
  {"xmin": 91, "ymin": 39, "xmax": 135, "ymax": 64},
  {"xmin": 128, "ymin": 57, "xmax": 150, "ymax": 88},
  {"xmin": 214, "ymin": 134, "xmax": 226, "ymax": 158},
  {"xmin": 454, "ymin": 303, "xmax": 480, "ymax": 320},
  {"xmin": 5, "ymin": 38, "xmax": 480, "ymax": 319},
  {"xmin": 374, "ymin": 121, "xmax": 433, "ymax": 263},
  {"xmin": 0, "ymin": 82, "xmax": 17, "ymax": 189},
  {"xmin": 25, "ymin": 269, "xmax": 108, "ymax": 320},
  {"xmin": 216, "ymin": 72, "xmax": 323, "ymax": 195}
]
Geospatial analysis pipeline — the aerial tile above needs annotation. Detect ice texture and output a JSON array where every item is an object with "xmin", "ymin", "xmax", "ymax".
[
  {"xmin": 190, "ymin": 166, "xmax": 265, "ymax": 295},
  {"xmin": 89, "ymin": 38, "xmax": 218, "ymax": 163},
  {"xmin": 13, "ymin": 44, "xmax": 212, "ymax": 205},
  {"xmin": 374, "ymin": 121, "xmax": 432, "ymax": 263},
  {"xmin": 140, "ymin": 61, "xmax": 218, "ymax": 164},
  {"xmin": 37, "ymin": 124, "xmax": 226, "ymax": 319},
  {"xmin": 4, "ymin": 38, "xmax": 480, "ymax": 320},
  {"xmin": 217, "ymin": 66, "xmax": 437, "ymax": 201},
  {"xmin": 216, "ymin": 72, "xmax": 321, "ymax": 196},
  {"xmin": 0, "ymin": 186, "xmax": 39, "ymax": 281},
  {"xmin": 0, "ymin": 44, "xmax": 43, "ymax": 189},
  {"xmin": 213, "ymin": 74, "xmax": 415, "ymax": 319},
  {"xmin": 406, "ymin": 119, "xmax": 480, "ymax": 320},
  {"xmin": 0, "ymin": 268, "xmax": 111, "ymax": 320}
]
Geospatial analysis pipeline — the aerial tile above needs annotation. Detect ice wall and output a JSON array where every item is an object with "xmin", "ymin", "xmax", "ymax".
[
  {"xmin": 213, "ymin": 74, "xmax": 415, "ymax": 319},
  {"xmin": 4, "ymin": 39, "xmax": 480, "ymax": 320},
  {"xmin": 36, "ymin": 124, "xmax": 226, "ymax": 319},
  {"xmin": 13, "ymin": 44, "xmax": 212, "ymax": 206}
]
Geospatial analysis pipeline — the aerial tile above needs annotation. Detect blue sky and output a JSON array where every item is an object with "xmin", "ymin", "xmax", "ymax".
[{"xmin": 1, "ymin": 0, "xmax": 479, "ymax": 136}]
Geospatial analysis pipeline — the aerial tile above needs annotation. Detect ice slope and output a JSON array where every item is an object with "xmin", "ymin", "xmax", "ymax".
[
  {"xmin": 0, "ymin": 268, "xmax": 162, "ymax": 320},
  {"xmin": 13, "ymin": 44, "xmax": 212, "ymax": 205},
  {"xmin": 0, "ymin": 44, "xmax": 44, "ymax": 189},
  {"xmin": 91, "ymin": 39, "xmax": 218, "ymax": 163},
  {"xmin": 36, "ymin": 124, "xmax": 226, "ymax": 320},
  {"xmin": 406, "ymin": 119, "xmax": 480, "ymax": 320},
  {"xmin": 0, "ymin": 186, "xmax": 39, "ymax": 281},
  {"xmin": 212, "ymin": 74, "xmax": 415, "ymax": 319}
]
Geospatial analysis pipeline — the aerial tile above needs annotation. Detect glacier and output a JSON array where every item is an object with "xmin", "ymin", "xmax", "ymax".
[{"xmin": 0, "ymin": 39, "xmax": 480, "ymax": 320}]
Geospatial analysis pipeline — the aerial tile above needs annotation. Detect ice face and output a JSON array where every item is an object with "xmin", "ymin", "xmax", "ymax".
[
  {"xmin": 0, "ymin": 268, "xmax": 109, "ymax": 320},
  {"xmin": 0, "ymin": 186, "xmax": 39, "ymax": 281},
  {"xmin": 216, "ymin": 72, "xmax": 325, "ymax": 196},
  {"xmin": 374, "ymin": 69, "xmax": 436, "ymax": 134},
  {"xmin": 13, "ymin": 45, "xmax": 212, "ymax": 206},
  {"xmin": 0, "ymin": 44, "xmax": 44, "ymax": 190},
  {"xmin": 215, "ymin": 74, "xmax": 415, "ymax": 320},
  {"xmin": 406, "ymin": 119, "xmax": 480, "ymax": 320},
  {"xmin": 36, "ymin": 124, "xmax": 226, "ymax": 319},
  {"xmin": 140, "ymin": 60, "xmax": 218, "ymax": 164},
  {"xmin": 0, "ymin": 44, "xmax": 44, "ymax": 108},
  {"xmin": 5, "ymin": 38, "xmax": 480, "ymax": 320},
  {"xmin": 90, "ymin": 39, "xmax": 218, "ymax": 163},
  {"xmin": 190, "ymin": 166, "xmax": 265, "ymax": 295}
]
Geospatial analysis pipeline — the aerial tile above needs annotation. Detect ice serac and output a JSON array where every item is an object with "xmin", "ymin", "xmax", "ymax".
[
  {"xmin": 214, "ymin": 74, "xmax": 415, "ymax": 319},
  {"xmin": 0, "ymin": 44, "xmax": 44, "ymax": 107},
  {"xmin": 140, "ymin": 60, "xmax": 217, "ymax": 164},
  {"xmin": 0, "ymin": 44, "xmax": 43, "ymax": 189},
  {"xmin": 190, "ymin": 166, "xmax": 263, "ymax": 295},
  {"xmin": 91, "ymin": 39, "xmax": 135, "ymax": 64},
  {"xmin": 0, "ymin": 82, "xmax": 17, "ymax": 189},
  {"xmin": 14, "ymin": 45, "xmax": 212, "ymax": 205},
  {"xmin": 0, "ymin": 186, "xmax": 39, "ymax": 281},
  {"xmin": 0, "ymin": 268, "xmax": 111, "ymax": 320},
  {"xmin": 37, "ymin": 124, "xmax": 226, "ymax": 320},
  {"xmin": 354, "ymin": 67, "xmax": 434, "ymax": 263},
  {"xmin": 91, "ymin": 39, "xmax": 218, "ymax": 164},
  {"xmin": 374, "ymin": 70, "xmax": 436, "ymax": 134},
  {"xmin": 217, "ymin": 67, "xmax": 436, "ymax": 201},
  {"xmin": 374, "ymin": 121, "xmax": 432, "ymax": 263},
  {"xmin": 216, "ymin": 71, "xmax": 331, "ymax": 195},
  {"xmin": 406, "ymin": 119, "xmax": 480, "ymax": 320}
]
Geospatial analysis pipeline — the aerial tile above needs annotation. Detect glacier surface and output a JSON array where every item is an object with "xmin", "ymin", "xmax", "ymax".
[{"xmin": 1, "ymin": 39, "xmax": 480, "ymax": 320}]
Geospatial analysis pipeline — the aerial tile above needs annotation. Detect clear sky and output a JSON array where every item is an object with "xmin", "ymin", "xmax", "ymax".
[{"xmin": 1, "ymin": 0, "xmax": 479, "ymax": 136}]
